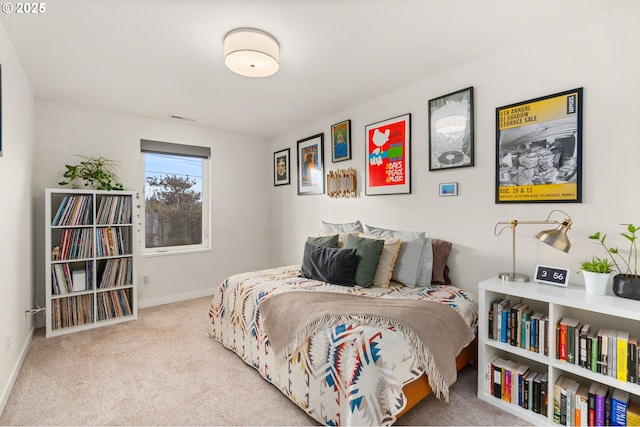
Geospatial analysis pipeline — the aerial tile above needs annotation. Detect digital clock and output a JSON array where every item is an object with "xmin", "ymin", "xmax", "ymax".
[{"xmin": 534, "ymin": 265, "xmax": 570, "ymax": 287}]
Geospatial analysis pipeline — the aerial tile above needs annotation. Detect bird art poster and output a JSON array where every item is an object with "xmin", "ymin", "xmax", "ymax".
[{"xmin": 365, "ymin": 113, "xmax": 411, "ymax": 195}]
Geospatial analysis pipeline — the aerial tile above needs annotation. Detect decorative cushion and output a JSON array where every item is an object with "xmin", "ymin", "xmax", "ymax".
[
  {"xmin": 364, "ymin": 225, "xmax": 426, "ymax": 287},
  {"xmin": 317, "ymin": 230, "xmax": 359, "ymax": 248},
  {"xmin": 306, "ymin": 234, "xmax": 339, "ymax": 248},
  {"xmin": 343, "ymin": 234, "xmax": 385, "ymax": 287},
  {"xmin": 431, "ymin": 238, "xmax": 453, "ymax": 284},
  {"xmin": 300, "ymin": 242, "xmax": 357, "ymax": 286},
  {"xmin": 322, "ymin": 220, "xmax": 364, "ymax": 233},
  {"xmin": 360, "ymin": 234, "xmax": 402, "ymax": 288}
]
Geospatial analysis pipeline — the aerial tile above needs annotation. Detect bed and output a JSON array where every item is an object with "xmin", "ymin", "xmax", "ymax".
[{"xmin": 208, "ymin": 224, "xmax": 478, "ymax": 426}]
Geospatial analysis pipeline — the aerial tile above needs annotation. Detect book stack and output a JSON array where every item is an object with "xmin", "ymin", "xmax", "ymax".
[
  {"xmin": 51, "ymin": 294, "xmax": 94, "ymax": 330},
  {"xmin": 553, "ymin": 378, "xmax": 636, "ymax": 426},
  {"xmin": 556, "ymin": 317, "xmax": 639, "ymax": 385},
  {"xmin": 486, "ymin": 356, "xmax": 548, "ymax": 415},
  {"xmin": 488, "ymin": 298, "xmax": 549, "ymax": 355},
  {"xmin": 96, "ymin": 289, "xmax": 132, "ymax": 321},
  {"xmin": 95, "ymin": 227, "xmax": 128, "ymax": 257},
  {"xmin": 52, "ymin": 195, "xmax": 93, "ymax": 226},
  {"xmin": 98, "ymin": 258, "xmax": 132, "ymax": 288},
  {"xmin": 96, "ymin": 195, "xmax": 132, "ymax": 224}
]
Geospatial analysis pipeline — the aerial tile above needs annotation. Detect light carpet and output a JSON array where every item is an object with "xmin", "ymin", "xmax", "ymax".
[{"xmin": 1, "ymin": 296, "xmax": 530, "ymax": 426}]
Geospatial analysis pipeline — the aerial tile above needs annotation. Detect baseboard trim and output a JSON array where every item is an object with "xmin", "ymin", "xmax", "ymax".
[
  {"xmin": 0, "ymin": 326, "xmax": 35, "ymax": 417},
  {"xmin": 138, "ymin": 289, "xmax": 213, "ymax": 309}
]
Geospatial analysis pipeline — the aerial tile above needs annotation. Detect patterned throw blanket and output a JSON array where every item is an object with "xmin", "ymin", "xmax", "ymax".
[{"xmin": 259, "ymin": 291, "xmax": 475, "ymax": 401}]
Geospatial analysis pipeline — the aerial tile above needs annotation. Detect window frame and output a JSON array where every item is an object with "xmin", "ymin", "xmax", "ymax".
[{"xmin": 140, "ymin": 140, "xmax": 211, "ymax": 256}]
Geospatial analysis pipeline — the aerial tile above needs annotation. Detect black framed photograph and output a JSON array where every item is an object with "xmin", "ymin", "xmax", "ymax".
[
  {"xmin": 273, "ymin": 148, "xmax": 290, "ymax": 186},
  {"xmin": 439, "ymin": 182, "xmax": 458, "ymax": 196},
  {"xmin": 428, "ymin": 87, "xmax": 473, "ymax": 171},
  {"xmin": 297, "ymin": 133, "xmax": 324, "ymax": 195},
  {"xmin": 331, "ymin": 119, "xmax": 351, "ymax": 162},
  {"xmin": 496, "ymin": 87, "xmax": 583, "ymax": 203}
]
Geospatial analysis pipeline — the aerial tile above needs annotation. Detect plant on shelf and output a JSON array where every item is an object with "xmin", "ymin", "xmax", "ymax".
[
  {"xmin": 578, "ymin": 257, "xmax": 614, "ymax": 274},
  {"xmin": 578, "ymin": 256, "xmax": 613, "ymax": 295},
  {"xmin": 588, "ymin": 224, "xmax": 639, "ymax": 299},
  {"xmin": 58, "ymin": 155, "xmax": 125, "ymax": 191}
]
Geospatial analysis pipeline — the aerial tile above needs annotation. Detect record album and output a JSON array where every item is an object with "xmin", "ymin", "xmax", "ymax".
[{"xmin": 439, "ymin": 150, "xmax": 464, "ymax": 166}]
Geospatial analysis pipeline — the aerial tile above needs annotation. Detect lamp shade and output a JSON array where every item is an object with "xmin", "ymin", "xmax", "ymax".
[
  {"xmin": 224, "ymin": 28, "xmax": 279, "ymax": 77},
  {"xmin": 536, "ymin": 221, "xmax": 572, "ymax": 253}
]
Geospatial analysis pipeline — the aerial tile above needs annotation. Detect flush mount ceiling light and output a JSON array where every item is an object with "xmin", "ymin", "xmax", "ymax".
[{"xmin": 223, "ymin": 28, "xmax": 279, "ymax": 78}]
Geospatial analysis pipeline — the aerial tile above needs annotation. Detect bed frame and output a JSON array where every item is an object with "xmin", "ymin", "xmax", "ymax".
[{"xmin": 397, "ymin": 337, "xmax": 477, "ymax": 417}]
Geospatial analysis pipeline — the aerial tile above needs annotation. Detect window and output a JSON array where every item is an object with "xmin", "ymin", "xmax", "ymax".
[{"xmin": 141, "ymin": 139, "xmax": 210, "ymax": 254}]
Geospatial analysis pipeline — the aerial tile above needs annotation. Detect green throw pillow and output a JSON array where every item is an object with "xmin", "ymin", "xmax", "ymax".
[
  {"xmin": 306, "ymin": 234, "xmax": 339, "ymax": 248},
  {"xmin": 343, "ymin": 234, "xmax": 385, "ymax": 287}
]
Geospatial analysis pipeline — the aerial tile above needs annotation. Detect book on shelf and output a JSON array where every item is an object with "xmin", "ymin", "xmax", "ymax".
[
  {"xmin": 617, "ymin": 331, "xmax": 629, "ymax": 383},
  {"xmin": 627, "ymin": 400, "xmax": 640, "ymax": 426},
  {"xmin": 575, "ymin": 384, "xmax": 589, "ymax": 427},
  {"xmin": 579, "ymin": 324, "xmax": 591, "ymax": 369},
  {"xmin": 594, "ymin": 383, "xmax": 609, "ymax": 427},
  {"xmin": 564, "ymin": 378, "xmax": 580, "ymax": 427},
  {"xmin": 629, "ymin": 336, "xmax": 638, "ymax": 383},
  {"xmin": 71, "ymin": 269, "xmax": 86, "ymax": 292},
  {"xmin": 553, "ymin": 375, "xmax": 566, "ymax": 425},
  {"xmin": 609, "ymin": 389, "xmax": 629, "ymax": 426}
]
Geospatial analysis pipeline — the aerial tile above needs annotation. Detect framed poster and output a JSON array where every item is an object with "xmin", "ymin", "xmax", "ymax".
[
  {"xmin": 331, "ymin": 119, "xmax": 351, "ymax": 162},
  {"xmin": 429, "ymin": 87, "xmax": 473, "ymax": 171},
  {"xmin": 365, "ymin": 113, "xmax": 411, "ymax": 195},
  {"xmin": 297, "ymin": 133, "xmax": 324, "ymax": 195},
  {"xmin": 0, "ymin": 63, "xmax": 2, "ymax": 157},
  {"xmin": 496, "ymin": 88, "xmax": 583, "ymax": 203},
  {"xmin": 273, "ymin": 148, "xmax": 290, "ymax": 186}
]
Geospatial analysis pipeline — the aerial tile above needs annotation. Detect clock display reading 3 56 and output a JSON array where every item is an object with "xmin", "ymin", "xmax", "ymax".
[{"xmin": 534, "ymin": 265, "xmax": 570, "ymax": 287}]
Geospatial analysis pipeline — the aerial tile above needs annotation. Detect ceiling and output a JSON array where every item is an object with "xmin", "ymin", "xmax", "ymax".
[{"xmin": 1, "ymin": 0, "xmax": 627, "ymax": 138}]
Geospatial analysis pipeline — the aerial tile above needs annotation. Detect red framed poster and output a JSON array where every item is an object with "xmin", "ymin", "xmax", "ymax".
[{"xmin": 365, "ymin": 113, "xmax": 411, "ymax": 195}]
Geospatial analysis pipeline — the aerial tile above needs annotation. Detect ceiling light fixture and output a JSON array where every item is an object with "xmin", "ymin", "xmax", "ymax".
[{"xmin": 223, "ymin": 28, "xmax": 279, "ymax": 78}]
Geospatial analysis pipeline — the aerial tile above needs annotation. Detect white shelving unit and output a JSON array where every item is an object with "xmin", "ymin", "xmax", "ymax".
[
  {"xmin": 478, "ymin": 276, "xmax": 640, "ymax": 425},
  {"xmin": 45, "ymin": 188, "xmax": 138, "ymax": 337}
]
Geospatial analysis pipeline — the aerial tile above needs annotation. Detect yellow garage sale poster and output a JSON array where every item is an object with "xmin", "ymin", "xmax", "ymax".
[{"xmin": 496, "ymin": 88, "xmax": 582, "ymax": 203}]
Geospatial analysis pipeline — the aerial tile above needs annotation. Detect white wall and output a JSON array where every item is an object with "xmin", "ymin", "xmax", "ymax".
[
  {"xmin": 0, "ymin": 21, "xmax": 35, "ymax": 412},
  {"xmin": 32, "ymin": 101, "xmax": 272, "ymax": 311},
  {"xmin": 268, "ymin": 2, "xmax": 640, "ymax": 294}
]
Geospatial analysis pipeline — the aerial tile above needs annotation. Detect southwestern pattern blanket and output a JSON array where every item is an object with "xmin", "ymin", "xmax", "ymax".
[{"xmin": 208, "ymin": 265, "xmax": 477, "ymax": 426}]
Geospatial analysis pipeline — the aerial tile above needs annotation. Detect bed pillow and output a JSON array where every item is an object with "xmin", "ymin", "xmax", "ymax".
[
  {"xmin": 322, "ymin": 220, "xmax": 364, "ymax": 233},
  {"xmin": 343, "ymin": 234, "xmax": 385, "ymax": 287},
  {"xmin": 431, "ymin": 238, "xmax": 453, "ymax": 284},
  {"xmin": 317, "ymin": 230, "xmax": 359, "ymax": 248},
  {"xmin": 360, "ymin": 234, "xmax": 402, "ymax": 288},
  {"xmin": 415, "ymin": 237, "xmax": 434, "ymax": 287},
  {"xmin": 300, "ymin": 242, "xmax": 357, "ymax": 286},
  {"xmin": 364, "ymin": 225, "xmax": 426, "ymax": 287},
  {"xmin": 306, "ymin": 234, "xmax": 339, "ymax": 248}
]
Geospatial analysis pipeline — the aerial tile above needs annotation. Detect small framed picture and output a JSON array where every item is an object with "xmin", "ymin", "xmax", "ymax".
[
  {"xmin": 331, "ymin": 119, "xmax": 351, "ymax": 162},
  {"xmin": 439, "ymin": 182, "xmax": 458, "ymax": 196},
  {"xmin": 273, "ymin": 148, "xmax": 290, "ymax": 186},
  {"xmin": 297, "ymin": 133, "xmax": 325, "ymax": 195}
]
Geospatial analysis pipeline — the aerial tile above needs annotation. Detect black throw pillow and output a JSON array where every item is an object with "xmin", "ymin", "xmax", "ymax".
[{"xmin": 300, "ymin": 242, "xmax": 357, "ymax": 286}]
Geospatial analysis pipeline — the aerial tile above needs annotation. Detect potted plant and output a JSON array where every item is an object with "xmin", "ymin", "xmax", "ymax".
[
  {"xmin": 588, "ymin": 224, "xmax": 639, "ymax": 299},
  {"xmin": 578, "ymin": 256, "xmax": 613, "ymax": 295},
  {"xmin": 58, "ymin": 155, "xmax": 125, "ymax": 191}
]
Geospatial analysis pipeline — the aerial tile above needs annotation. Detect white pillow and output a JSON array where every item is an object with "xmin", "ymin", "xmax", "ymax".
[
  {"xmin": 360, "ymin": 234, "xmax": 402, "ymax": 288},
  {"xmin": 322, "ymin": 220, "xmax": 364, "ymax": 233}
]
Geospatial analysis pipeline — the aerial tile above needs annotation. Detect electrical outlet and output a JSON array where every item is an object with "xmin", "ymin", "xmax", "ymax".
[
  {"xmin": 5, "ymin": 334, "xmax": 10, "ymax": 353},
  {"xmin": 143, "ymin": 276, "xmax": 149, "ymax": 285}
]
